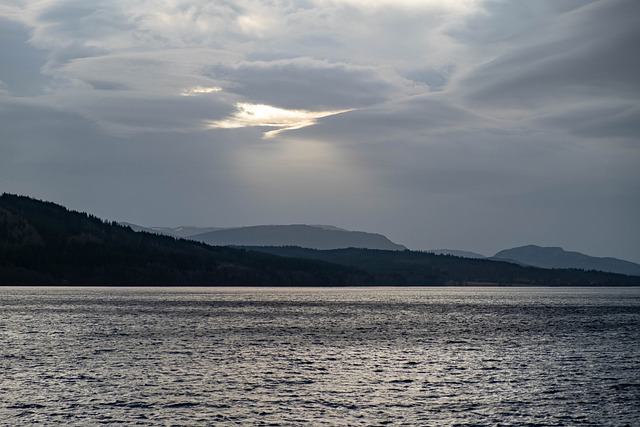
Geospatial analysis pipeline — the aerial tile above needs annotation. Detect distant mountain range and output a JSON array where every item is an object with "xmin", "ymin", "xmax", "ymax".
[
  {"xmin": 493, "ymin": 245, "xmax": 640, "ymax": 276},
  {"xmin": 426, "ymin": 245, "xmax": 640, "ymax": 276},
  {"xmin": 123, "ymin": 223, "xmax": 407, "ymax": 251},
  {"xmin": 126, "ymin": 222, "xmax": 640, "ymax": 276}
]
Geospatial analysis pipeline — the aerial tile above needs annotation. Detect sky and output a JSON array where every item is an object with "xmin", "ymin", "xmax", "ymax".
[{"xmin": 1, "ymin": 0, "xmax": 639, "ymax": 262}]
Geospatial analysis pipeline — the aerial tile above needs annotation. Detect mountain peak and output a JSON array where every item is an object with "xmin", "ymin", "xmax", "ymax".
[
  {"xmin": 494, "ymin": 245, "xmax": 640, "ymax": 276},
  {"xmin": 123, "ymin": 222, "xmax": 406, "ymax": 251},
  {"xmin": 188, "ymin": 224, "xmax": 407, "ymax": 251}
]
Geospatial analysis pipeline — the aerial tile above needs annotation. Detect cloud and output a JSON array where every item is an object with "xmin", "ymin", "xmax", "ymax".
[
  {"xmin": 207, "ymin": 58, "xmax": 406, "ymax": 110},
  {"xmin": 316, "ymin": 0, "xmax": 480, "ymax": 11},
  {"xmin": 0, "ymin": 0, "xmax": 483, "ymax": 134},
  {"xmin": 535, "ymin": 103, "xmax": 640, "ymax": 140},
  {"xmin": 458, "ymin": 1, "xmax": 640, "ymax": 110},
  {"xmin": 0, "ymin": 17, "xmax": 51, "ymax": 96},
  {"xmin": 71, "ymin": 94, "xmax": 234, "ymax": 134},
  {"xmin": 290, "ymin": 94, "xmax": 485, "ymax": 144}
]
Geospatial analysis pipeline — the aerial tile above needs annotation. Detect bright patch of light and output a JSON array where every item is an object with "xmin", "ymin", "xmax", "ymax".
[
  {"xmin": 237, "ymin": 14, "xmax": 270, "ymax": 37},
  {"xmin": 208, "ymin": 103, "xmax": 351, "ymax": 138},
  {"xmin": 316, "ymin": 0, "xmax": 481, "ymax": 13},
  {"xmin": 181, "ymin": 86, "xmax": 222, "ymax": 96}
]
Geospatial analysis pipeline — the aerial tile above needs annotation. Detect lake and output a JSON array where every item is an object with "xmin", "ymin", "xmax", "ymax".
[{"xmin": 1, "ymin": 286, "xmax": 639, "ymax": 426}]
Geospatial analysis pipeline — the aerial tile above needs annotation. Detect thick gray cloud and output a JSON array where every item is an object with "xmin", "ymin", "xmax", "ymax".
[
  {"xmin": 208, "ymin": 58, "xmax": 404, "ymax": 110},
  {"xmin": 1, "ymin": 0, "xmax": 639, "ymax": 263},
  {"xmin": 0, "ymin": 18, "xmax": 50, "ymax": 96},
  {"xmin": 458, "ymin": 1, "xmax": 640, "ymax": 126}
]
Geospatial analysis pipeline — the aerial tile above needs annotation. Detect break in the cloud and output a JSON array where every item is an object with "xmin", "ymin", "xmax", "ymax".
[
  {"xmin": 208, "ymin": 102, "xmax": 351, "ymax": 139},
  {"xmin": 181, "ymin": 86, "xmax": 222, "ymax": 96},
  {"xmin": 1, "ymin": 0, "xmax": 639, "ymax": 263}
]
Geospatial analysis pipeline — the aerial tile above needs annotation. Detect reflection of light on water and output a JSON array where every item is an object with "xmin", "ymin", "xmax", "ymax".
[
  {"xmin": 0, "ymin": 290, "xmax": 640, "ymax": 425},
  {"xmin": 207, "ymin": 102, "xmax": 351, "ymax": 138},
  {"xmin": 3, "ymin": 287, "xmax": 638, "ymax": 425}
]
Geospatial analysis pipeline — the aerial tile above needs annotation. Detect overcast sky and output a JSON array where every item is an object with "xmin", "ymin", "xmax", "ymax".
[{"xmin": 1, "ymin": 0, "xmax": 639, "ymax": 262}]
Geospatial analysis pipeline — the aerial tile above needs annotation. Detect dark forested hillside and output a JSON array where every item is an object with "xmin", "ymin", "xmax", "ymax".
[
  {"xmin": 0, "ymin": 194, "xmax": 368, "ymax": 285},
  {"xmin": 243, "ymin": 246, "xmax": 640, "ymax": 286}
]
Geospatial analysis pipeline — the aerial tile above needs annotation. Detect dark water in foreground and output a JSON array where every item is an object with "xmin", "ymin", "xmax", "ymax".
[{"xmin": 1, "ymin": 287, "xmax": 639, "ymax": 426}]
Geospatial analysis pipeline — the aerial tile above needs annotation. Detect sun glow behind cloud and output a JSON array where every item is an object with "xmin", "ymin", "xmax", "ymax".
[
  {"xmin": 181, "ymin": 86, "xmax": 222, "ymax": 96},
  {"xmin": 316, "ymin": 0, "xmax": 482, "ymax": 12},
  {"xmin": 207, "ymin": 103, "xmax": 352, "ymax": 138}
]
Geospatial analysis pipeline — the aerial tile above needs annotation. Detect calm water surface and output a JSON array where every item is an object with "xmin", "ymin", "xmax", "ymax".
[{"xmin": 1, "ymin": 286, "xmax": 639, "ymax": 426}]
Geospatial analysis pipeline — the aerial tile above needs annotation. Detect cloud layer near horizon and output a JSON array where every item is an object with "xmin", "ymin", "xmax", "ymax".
[{"xmin": 1, "ymin": 0, "xmax": 639, "ymax": 262}]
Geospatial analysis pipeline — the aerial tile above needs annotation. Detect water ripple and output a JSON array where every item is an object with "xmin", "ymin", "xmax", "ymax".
[{"xmin": 0, "ymin": 286, "xmax": 639, "ymax": 426}]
